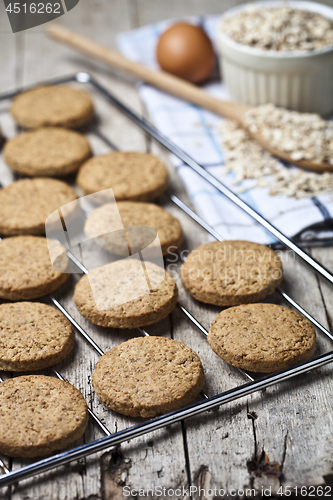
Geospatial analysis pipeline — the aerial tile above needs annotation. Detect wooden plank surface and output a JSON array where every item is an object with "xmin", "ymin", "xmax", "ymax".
[{"xmin": 1, "ymin": 0, "xmax": 333, "ymax": 498}]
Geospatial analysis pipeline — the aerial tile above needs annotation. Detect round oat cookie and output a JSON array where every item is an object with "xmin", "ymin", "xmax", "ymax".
[
  {"xmin": 0, "ymin": 178, "xmax": 78, "ymax": 236},
  {"xmin": 4, "ymin": 127, "xmax": 92, "ymax": 177},
  {"xmin": 0, "ymin": 375, "xmax": 88, "ymax": 457},
  {"xmin": 11, "ymin": 85, "xmax": 93, "ymax": 129},
  {"xmin": 181, "ymin": 240, "xmax": 282, "ymax": 306},
  {"xmin": 0, "ymin": 302, "xmax": 74, "ymax": 371},
  {"xmin": 0, "ymin": 236, "xmax": 69, "ymax": 301},
  {"xmin": 84, "ymin": 201, "xmax": 183, "ymax": 256},
  {"xmin": 76, "ymin": 152, "xmax": 168, "ymax": 202},
  {"xmin": 208, "ymin": 303, "xmax": 316, "ymax": 373},
  {"xmin": 92, "ymin": 336, "xmax": 205, "ymax": 417},
  {"xmin": 74, "ymin": 259, "xmax": 178, "ymax": 329}
]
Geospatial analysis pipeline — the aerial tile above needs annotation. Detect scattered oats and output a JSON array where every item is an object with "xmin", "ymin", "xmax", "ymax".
[
  {"xmin": 220, "ymin": 6, "xmax": 333, "ymax": 51},
  {"xmin": 220, "ymin": 119, "xmax": 333, "ymax": 199},
  {"xmin": 244, "ymin": 104, "xmax": 333, "ymax": 164}
]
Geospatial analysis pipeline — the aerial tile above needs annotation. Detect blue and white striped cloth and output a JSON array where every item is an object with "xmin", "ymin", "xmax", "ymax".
[{"xmin": 117, "ymin": 16, "xmax": 333, "ymax": 245}]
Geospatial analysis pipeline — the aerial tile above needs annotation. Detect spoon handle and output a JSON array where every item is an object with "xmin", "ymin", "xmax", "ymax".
[{"xmin": 48, "ymin": 24, "xmax": 250, "ymax": 122}]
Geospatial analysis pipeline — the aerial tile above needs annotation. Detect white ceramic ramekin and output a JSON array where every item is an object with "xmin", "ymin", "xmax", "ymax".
[{"xmin": 216, "ymin": 0, "xmax": 333, "ymax": 114}]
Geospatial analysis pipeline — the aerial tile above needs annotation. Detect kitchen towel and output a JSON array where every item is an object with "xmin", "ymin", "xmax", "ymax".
[{"xmin": 117, "ymin": 16, "xmax": 333, "ymax": 245}]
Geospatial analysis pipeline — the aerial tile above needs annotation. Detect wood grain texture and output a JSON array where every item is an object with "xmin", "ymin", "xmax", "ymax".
[{"xmin": 0, "ymin": 0, "xmax": 333, "ymax": 498}]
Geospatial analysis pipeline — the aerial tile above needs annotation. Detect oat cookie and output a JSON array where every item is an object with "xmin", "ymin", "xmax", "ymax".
[
  {"xmin": 208, "ymin": 303, "xmax": 316, "ymax": 373},
  {"xmin": 74, "ymin": 259, "xmax": 178, "ymax": 329},
  {"xmin": 84, "ymin": 201, "xmax": 183, "ymax": 256},
  {"xmin": 0, "ymin": 178, "xmax": 78, "ymax": 236},
  {"xmin": 0, "ymin": 375, "xmax": 88, "ymax": 457},
  {"xmin": 76, "ymin": 152, "xmax": 168, "ymax": 201},
  {"xmin": 11, "ymin": 85, "xmax": 93, "ymax": 129},
  {"xmin": 0, "ymin": 236, "xmax": 69, "ymax": 300},
  {"xmin": 92, "ymin": 336, "xmax": 204, "ymax": 417},
  {"xmin": 181, "ymin": 240, "xmax": 282, "ymax": 306},
  {"xmin": 0, "ymin": 302, "xmax": 74, "ymax": 371},
  {"xmin": 4, "ymin": 127, "xmax": 92, "ymax": 177}
]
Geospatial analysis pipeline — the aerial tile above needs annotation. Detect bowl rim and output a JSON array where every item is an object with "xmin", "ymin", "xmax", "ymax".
[{"xmin": 217, "ymin": 0, "xmax": 333, "ymax": 59}]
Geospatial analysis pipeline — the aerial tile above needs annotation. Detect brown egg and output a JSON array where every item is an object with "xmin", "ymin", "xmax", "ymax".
[{"xmin": 156, "ymin": 22, "xmax": 215, "ymax": 84}]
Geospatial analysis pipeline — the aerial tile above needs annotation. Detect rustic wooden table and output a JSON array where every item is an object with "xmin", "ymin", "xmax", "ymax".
[{"xmin": 1, "ymin": 1, "xmax": 333, "ymax": 499}]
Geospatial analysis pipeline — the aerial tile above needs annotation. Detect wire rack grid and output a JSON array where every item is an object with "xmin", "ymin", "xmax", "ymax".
[{"xmin": 0, "ymin": 73, "xmax": 333, "ymax": 488}]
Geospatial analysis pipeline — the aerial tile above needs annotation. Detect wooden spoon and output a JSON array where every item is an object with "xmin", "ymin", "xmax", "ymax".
[{"xmin": 48, "ymin": 24, "xmax": 332, "ymax": 173}]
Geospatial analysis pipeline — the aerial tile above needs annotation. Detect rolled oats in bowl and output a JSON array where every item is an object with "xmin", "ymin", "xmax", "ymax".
[
  {"xmin": 220, "ymin": 6, "xmax": 333, "ymax": 52},
  {"xmin": 216, "ymin": 1, "xmax": 333, "ymax": 113}
]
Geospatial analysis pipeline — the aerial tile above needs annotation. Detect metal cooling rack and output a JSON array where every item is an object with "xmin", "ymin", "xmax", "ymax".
[{"xmin": 0, "ymin": 73, "xmax": 333, "ymax": 488}]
